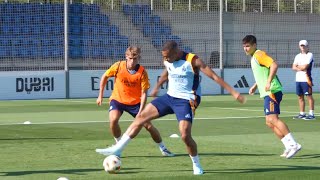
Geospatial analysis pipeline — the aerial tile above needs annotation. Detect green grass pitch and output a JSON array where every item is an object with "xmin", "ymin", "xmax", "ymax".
[{"xmin": 0, "ymin": 94, "xmax": 319, "ymax": 180}]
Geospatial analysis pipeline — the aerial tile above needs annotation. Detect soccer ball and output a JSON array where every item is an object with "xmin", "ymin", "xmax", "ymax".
[{"xmin": 103, "ymin": 155, "xmax": 121, "ymax": 174}]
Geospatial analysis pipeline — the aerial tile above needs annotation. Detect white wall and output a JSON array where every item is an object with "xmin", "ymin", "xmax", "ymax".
[
  {"xmin": 69, "ymin": 69, "xmax": 221, "ymax": 98},
  {"xmin": 0, "ymin": 68, "xmax": 318, "ymax": 100},
  {"xmin": 224, "ymin": 68, "xmax": 320, "ymax": 94},
  {"xmin": 0, "ymin": 71, "xmax": 66, "ymax": 100}
]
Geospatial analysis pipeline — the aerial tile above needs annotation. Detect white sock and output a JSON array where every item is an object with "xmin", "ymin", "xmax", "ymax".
[
  {"xmin": 158, "ymin": 142, "xmax": 166, "ymax": 151},
  {"xmin": 190, "ymin": 155, "xmax": 201, "ymax": 165},
  {"xmin": 114, "ymin": 137, "xmax": 121, "ymax": 143},
  {"xmin": 300, "ymin": 112, "xmax": 305, "ymax": 115},
  {"xmin": 284, "ymin": 133, "xmax": 297, "ymax": 146},
  {"xmin": 309, "ymin": 110, "xmax": 314, "ymax": 116},
  {"xmin": 281, "ymin": 137, "xmax": 290, "ymax": 150},
  {"xmin": 115, "ymin": 133, "xmax": 131, "ymax": 151}
]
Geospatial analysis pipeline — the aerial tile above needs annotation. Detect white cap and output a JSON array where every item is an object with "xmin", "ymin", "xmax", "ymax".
[{"xmin": 299, "ymin": 40, "xmax": 308, "ymax": 46}]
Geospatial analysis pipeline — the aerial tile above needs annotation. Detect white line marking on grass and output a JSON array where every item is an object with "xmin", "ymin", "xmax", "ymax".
[
  {"xmin": 47, "ymin": 100, "xmax": 301, "ymax": 114},
  {"xmin": 50, "ymin": 99, "xmax": 95, "ymax": 103},
  {"xmin": 215, "ymin": 107, "xmax": 296, "ymax": 113},
  {"xmin": 46, "ymin": 100, "xmax": 305, "ymax": 114},
  {"xmin": 0, "ymin": 115, "xmax": 298, "ymax": 126}
]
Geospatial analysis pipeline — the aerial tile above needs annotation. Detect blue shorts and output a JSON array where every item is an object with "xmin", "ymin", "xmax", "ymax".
[
  {"xmin": 151, "ymin": 94, "xmax": 201, "ymax": 123},
  {"xmin": 109, "ymin": 99, "xmax": 140, "ymax": 118},
  {"xmin": 296, "ymin": 82, "xmax": 312, "ymax": 96},
  {"xmin": 264, "ymin": 91, "xmax": 282, "ymax": 115}
]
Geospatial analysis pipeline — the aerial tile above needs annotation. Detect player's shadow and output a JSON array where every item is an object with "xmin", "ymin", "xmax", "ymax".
[
  {"xmin": 121, "ymin": 155, "xmax": 175, "ymax": 158},
  {"xmin": 0, "ymin": 137, "xmax": 72, "ymax": 141},
  {"xmin": 292, "ymin": 154, "xmax": 320, "ymax": 159},
  {"xmin": 168, "ymin": 152, "xmax": 275, "ymax": 157},
  {"xmin": 124, "ymin": 152, "xmax": 274, "ymax": 158},
  {"xmin": 114, "ymin": 168, "xmax": 143, "ymax": 174},
  {"xmin": 204, "ymin": 165, "xmax": 320, "ymax": 174},
  {"xmin": 0, "ymin": 168, "xmax": 101, "ymax": 176},
  {"xmin": 199, "ymin": 152, "xmax": 275, "ymax": 157}
]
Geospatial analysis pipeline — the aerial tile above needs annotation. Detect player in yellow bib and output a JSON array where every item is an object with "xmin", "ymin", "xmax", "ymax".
[{"xmin": 242, "ymin": 35, "xmax": 302, "ymax": 159}]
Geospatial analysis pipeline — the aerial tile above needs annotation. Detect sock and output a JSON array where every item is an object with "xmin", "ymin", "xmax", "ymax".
[
  {"xmin": 115, "ymin": 133, "xmax": 131, "ymax": 151},
  {"xmin": 190, "ymin": 155, "xmax": 201, "ymax": 165},
  {"xmin": 158, "ymin": 142, "xmax": 166, "ymax": 151},
  {"xmin": 309, "ymin": 110, "xmax": 314, "ymax": 116},
  {"xmin": 284, "ymin": 133, "xmax": 297, "ymax": 146},
  {"xmin": 281, "ymin": 136, "xmax": 290, "ymax": 150},
  {"xmin": 300, "ymin": 112, "xmax": 305, "ymax": 115},
  {"xmin": 114, "ymin": 137, "xmax": 121, "ymax": 143}
]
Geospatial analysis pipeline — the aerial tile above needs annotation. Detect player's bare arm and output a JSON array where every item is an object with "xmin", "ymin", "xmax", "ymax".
[
  {"xmin": 249, "ymin": 83, "xmax": 257, "ymax": 95},
  {"xmin": 292, "ymin": 63, "xmax": 300, "ymax": 71},
  {"xmin": 266, "ymin": 61, "xmax": 278, "ymax": 91},
  {"xmin": 138, "ymin": 90, "xmax": 148, "ymax": 116},
  {"xmin": 194, "ymin": 57, "xmax": 245, "ymax": 103},
  {"xmin": 150, "ymin": 69, "xmax": 168, "ymax": 97},
  {"xmin": 296, "ymin": 64, "xmax": 309, "ymax": 71},
  {"xmin": 96, "ymin": 74, "xmax": 109, "ymax": 106}
]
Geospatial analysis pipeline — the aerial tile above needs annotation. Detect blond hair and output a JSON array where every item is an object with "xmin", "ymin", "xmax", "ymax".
[{"xmin": 125, "ymin": 46, "xmax": 141, "ymax": 59}]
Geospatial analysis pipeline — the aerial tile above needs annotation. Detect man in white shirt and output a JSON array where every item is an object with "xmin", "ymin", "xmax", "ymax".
[{"xmin": 292, "ymin": 40, "xmax": 315, "ymax": 120}]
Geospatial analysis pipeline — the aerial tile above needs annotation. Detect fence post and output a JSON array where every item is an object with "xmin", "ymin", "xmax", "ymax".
[
  {"xmin": 225, "ymin": 0, "xmax": 228, "ymax": 12},
  {"xmin": 111, "ymin": 0, "xmax": 114, "ymax": 10},
  {"xmin": 151, "ymin": 0, "xmax": 154, "ymax": 11},
  {"xmin": 64, "ymin": 0, "xmax": 70, "ymax": 99},
  {"xmin": 219, "ymin": 0, "xmax": 224, "ymax": 95},
  {"xmin": 242, "ymin": 0, "xmax": 246, "ymax": 12}
]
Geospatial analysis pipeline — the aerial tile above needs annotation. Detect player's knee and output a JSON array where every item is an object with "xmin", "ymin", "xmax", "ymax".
[
  {"xmin": 109, "ymin": 119, "xmax": 119, "ymax": 127},
  {"xmin": 265, "ymin": 121, "xmax": 273, "ymax": 128},
  {"xmin": 266, "ymin": 116, "xmax": 279, "ymax": 125},
  {"xmin": 132, "ymin": 120, "xmax": 144, "ymax": 129},
  {"xmin": 143, "ymin": 122, "xmax": 153, "ymax": 130},
  {"xmin": 180, "ymin": 133, "xmax": 192, "ymax": 143},
  {"xmin": 307, "ymin": 95, "xmax": 314, "ymax": 100}
]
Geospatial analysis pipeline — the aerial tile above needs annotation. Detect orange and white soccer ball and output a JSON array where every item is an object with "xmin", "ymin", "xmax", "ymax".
[{"xmin": 103, "ymin": 155, "xmax": 121, "ymax": 174}]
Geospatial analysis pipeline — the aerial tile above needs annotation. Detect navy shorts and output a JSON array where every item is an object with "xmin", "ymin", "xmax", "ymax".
[
  {"xmin": 151, "ymin": 94, "xmax": 201, "ymax": 123},
  {"xmin": 109, "ymin": 99, "xmax": 140, "ymax": 118},
  {"xmin": 296, "ymin": 82, "xmax": 312, "ymax": 96},
  {"xmin": 263, "ymin": 91, "xmax": 282, "ymax": 115}
]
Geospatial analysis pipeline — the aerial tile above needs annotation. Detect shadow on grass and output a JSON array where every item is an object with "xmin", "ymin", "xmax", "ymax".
[
  {"xmin": 0, "ymin": 137, "xmax": 71, "ymax": 141},
  {"xmin": 0, "ymin": 168, "xmax": 101, "ymax": 176},
  {"xmin": 114, "ymin": 168, "xmax": 143, "ymax": 174},
  {"xmin": 204, "ymin": 165, "xmax": 320, "ymax": 174},
  {"xmin": 293, "ymin": 154, "xmax": 320, "ymax": 159},
  {"xmin": 199, "ymin": 152, "xmax": 275, "ymax": 157},
  {"xmin": 123, "ymin": 152, "xmax": 275, "ymax": 158},
  {"xmin": 0, "ymin": 168, "xmax": 143, "ymax": 176}
]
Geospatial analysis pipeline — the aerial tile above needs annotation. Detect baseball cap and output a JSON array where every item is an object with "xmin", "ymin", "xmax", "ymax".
[{"xmin": 299, "ymin": 40, "xmax": 308, "ymax": 46}]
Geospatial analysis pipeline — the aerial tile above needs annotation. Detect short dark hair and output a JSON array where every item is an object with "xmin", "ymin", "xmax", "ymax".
[
  {"xmin": 162, "ymin": 40, "xmax": 178, "ymax": 51},
  {"xmin": 242, "ymin": 35, "xmax": 257, "ymax": 45}
]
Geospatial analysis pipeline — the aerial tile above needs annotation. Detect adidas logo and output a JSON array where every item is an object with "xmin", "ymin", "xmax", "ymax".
[
  {"xmin": 185, "ymin": 114, "xmax": 191, "ymax": 119},
  {"xmin": 234, "ymin": 75, "xmax": 249, "ymax": 88}
]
